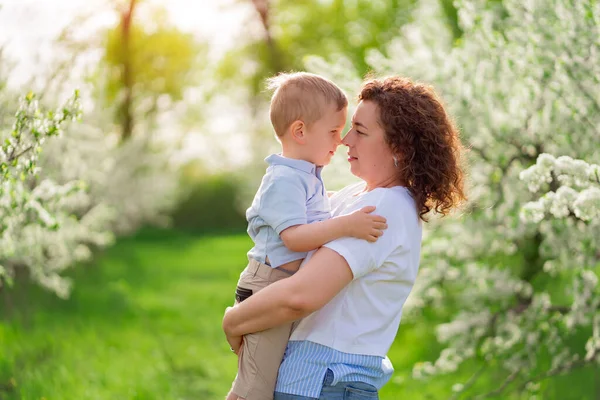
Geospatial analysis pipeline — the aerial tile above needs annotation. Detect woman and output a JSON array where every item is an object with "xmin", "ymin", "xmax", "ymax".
[{"xmin": 223, "ymin": 76, "xmax": 466, "ymax": 399}]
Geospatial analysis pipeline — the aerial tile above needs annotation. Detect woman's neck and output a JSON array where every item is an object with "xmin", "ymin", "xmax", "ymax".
[{"xmin": 363, "ymin": 174, "xmax": 404, "ymax": 192}]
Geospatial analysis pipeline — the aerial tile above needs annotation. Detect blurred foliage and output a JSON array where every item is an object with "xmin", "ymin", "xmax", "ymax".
[
  {"xmin": 101, "ymin": 0, "xmax": 207, "ymax": 139},
  {"xmin": 0, "ymin": 49, "xmax": 12, "ymax": 126},
  {"xmin": 217, "ymin": 0, "xmax": 515, "ymax": 101},
  {"xmin": 171, "ymin": 164, "xmax": 247, "ymax": 234},
  {"xmin": 103, "ymin": 8, "xmax": 200, "ymax": 103},
  {"xmin": 0, "ymin": 2, "xmax": 184, "ymax": 297},
  {"xmin": 218, "ymin": 0, "xmax": 419, "ymax": 98}
]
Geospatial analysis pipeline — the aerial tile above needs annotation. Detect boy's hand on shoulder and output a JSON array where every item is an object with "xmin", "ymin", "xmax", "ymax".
[{"xmin": 343, "ymin": 206, "xmax": 387, "ymax": 242}]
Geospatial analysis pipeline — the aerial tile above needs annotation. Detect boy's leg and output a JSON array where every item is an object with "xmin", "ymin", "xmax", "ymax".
[
  {"xmin": 226, "ymin": 263, "xmax": 256, "ymax": 400},
  {"xmin": 232, "ymin": 321, "xmax": 293, "ymax": 400},
  {"xmin": 228, "ymin": 260, "xmax": 294, "ymax": 400}
]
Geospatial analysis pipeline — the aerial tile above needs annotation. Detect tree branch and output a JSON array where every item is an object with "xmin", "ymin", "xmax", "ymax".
[
  {"xmin": 468, "ymin": 145, "xmax": 492, "ymax": 163},
  {"xmin": 7, "ymin": 145, "xmax": 33, "ymax": 163},
  {"xmin": 472, "ymin": 369, "xmax": 521, "ymax": 399},
  {"xmin": 562, "ymin": 47, "xmax": 600, "ymax": 117},
  {"xmin": 516, "ymin": 349, "xmax": 600, "ymax": 393},
  {"xmin": 449, "ymin": 365, "xmax": 488, "ymax": 400}
]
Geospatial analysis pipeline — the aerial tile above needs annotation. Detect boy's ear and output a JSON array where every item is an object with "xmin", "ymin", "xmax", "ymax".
[{"xmin": 289, "ymin": 120, "xmax": 306, "ymax": 144}]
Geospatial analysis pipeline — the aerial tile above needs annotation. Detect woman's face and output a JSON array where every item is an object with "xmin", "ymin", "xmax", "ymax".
[{"xmin": 343, "ymin": 100, "xmax": 397, "ymax": 186}]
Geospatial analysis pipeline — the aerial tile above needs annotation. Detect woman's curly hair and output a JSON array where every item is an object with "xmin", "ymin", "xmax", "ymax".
[{"xmin": 359, "ymin": 76, "xmax": 466, "ymax": 221}]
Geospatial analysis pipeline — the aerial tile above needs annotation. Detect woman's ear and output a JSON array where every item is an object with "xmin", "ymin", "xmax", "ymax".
[{"xmin": 289, "ymin": 120, "xmax": 306, "ymax": 144}]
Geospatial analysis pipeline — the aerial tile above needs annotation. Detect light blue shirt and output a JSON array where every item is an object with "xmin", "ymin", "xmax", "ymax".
[
  {"xmin": 275, "ymin": 340, "xmax": 393, "ymax": 398},
  {"xmin": 246, "ymin": 154, "xmax": 331, "ymax": 269}
]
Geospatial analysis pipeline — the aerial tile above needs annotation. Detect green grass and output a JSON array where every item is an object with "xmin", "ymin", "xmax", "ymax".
[
  {"xmin": 1, "ymin": 230, "xmax": 244, "ymax": 400},
  {"xmin": 0, "ymin": 230, "xmax": 597, "ymax": 399}
]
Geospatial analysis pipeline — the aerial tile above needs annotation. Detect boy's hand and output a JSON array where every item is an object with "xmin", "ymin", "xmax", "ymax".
[{"xmin": 343, "ymin": 206, "xmax": 387, "ymax": 242}]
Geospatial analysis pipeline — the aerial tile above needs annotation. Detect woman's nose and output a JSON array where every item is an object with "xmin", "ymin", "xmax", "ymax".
[{"xmin": 342, "ymin": 131, "xmax": 352, "ymax": 146}]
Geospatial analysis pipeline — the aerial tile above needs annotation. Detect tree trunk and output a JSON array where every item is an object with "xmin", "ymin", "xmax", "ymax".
[
  {"xmin": 250, "ymin": 0, "xmax": 284, "ymax": 73},
  {"xmin": 1, "ymin": 285, "xmax": 14, "ymax": 319},
  {"xmin": 120, "ymin": 0, "xmax": 137, "ymax": 141}
]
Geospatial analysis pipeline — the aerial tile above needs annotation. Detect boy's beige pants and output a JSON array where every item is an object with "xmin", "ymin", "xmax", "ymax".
[{"xmin": 231, "ymin": 259, "xmax": 294, "ymax": 400}]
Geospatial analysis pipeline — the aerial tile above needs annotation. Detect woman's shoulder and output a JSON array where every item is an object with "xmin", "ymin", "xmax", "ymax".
[
  {"xmin": 361, "ymin": 186, "xmax": 419, "ymax": 224},
  {"xmin": 334, "ymin": 184, "xmax": 416, "ymax": 218},
  {"xmin": 362, "ymin": 185, "xmax": 413, "ymax": 205}
]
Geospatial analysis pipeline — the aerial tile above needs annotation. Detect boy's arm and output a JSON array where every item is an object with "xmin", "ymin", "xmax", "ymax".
[{"xmin": 280, "ymin": 206, "xmax": 387, "ymax": 252}]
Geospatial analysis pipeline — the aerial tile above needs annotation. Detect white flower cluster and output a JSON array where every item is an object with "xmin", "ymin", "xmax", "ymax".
[
  {"xmin": 564, "ymin": 270, "xmax": 600, "ymax": 330},
  {"xmin": 520, "ymin": 154, "xmax": 600, "ymax": 223},
  {"xmin": 519, "ymin": 154, "xmax": 558, "ymax": 193}
]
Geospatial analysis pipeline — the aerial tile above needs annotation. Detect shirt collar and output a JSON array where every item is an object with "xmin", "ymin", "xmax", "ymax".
[{"xmin": 265, "ymin": 154, "xmax": 323, "ymax": 177}]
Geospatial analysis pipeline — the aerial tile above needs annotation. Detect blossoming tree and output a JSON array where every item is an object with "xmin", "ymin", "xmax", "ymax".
[
  {"xmin": 0, "ymin": 91, "xmax": 116, "ymax": 298},
  {"xmin": 1, "ymin": 76, "xmax": 179, "ymax": 299},
  {"xmin": 309, "ymin": 0, "xmax": 599, "ymax": 396}
]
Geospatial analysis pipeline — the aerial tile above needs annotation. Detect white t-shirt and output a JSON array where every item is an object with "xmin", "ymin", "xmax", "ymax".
[{"xmin": 290, "ymin": 181, "xmax": 423, "ymax": 357}]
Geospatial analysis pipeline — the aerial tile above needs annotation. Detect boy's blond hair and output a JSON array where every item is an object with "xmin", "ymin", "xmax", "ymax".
[{"xmin": 267, "ymin": 72, "xmax": 348, "ymax": 137}]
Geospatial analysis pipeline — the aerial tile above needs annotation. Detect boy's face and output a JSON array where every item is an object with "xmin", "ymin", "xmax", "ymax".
[{"xmin": 304, "ymin": 105, "xmax": 347, "ymax": 166}]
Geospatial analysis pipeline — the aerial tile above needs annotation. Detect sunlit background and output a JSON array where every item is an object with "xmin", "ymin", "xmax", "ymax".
[
  {"xmin": 1, "ymin": 0, "xmax": 256, "ymax": 169},
  {"xmin": 1, "ymin": 0, "xmax": 250, "ymax": 84},
  {"xmin": 1, "ymin": 0, "xmax": 599, "ymax": 399}
]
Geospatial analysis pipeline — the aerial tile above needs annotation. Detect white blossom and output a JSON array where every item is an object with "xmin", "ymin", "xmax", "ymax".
[{"xmin": 1, "ymin": 86, "xmax": 179, "ymax": 297}]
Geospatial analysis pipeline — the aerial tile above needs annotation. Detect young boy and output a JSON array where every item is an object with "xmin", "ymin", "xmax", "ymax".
[{"xmin": 226, "ymin": 72, "xmax": 387, "ymax": 400}]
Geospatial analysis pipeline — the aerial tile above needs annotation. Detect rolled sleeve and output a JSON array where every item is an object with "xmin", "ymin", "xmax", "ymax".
[
  {"xmin": 323, "ymin": 191, "xmax": 406, "ymax": 279},
  {"xmin": 324, "ymin": 238, "xmax": 377, "ymax": 279},
  {"xmin": 258, "ymin": 175, "xmax": 308, "ymax": 234}
]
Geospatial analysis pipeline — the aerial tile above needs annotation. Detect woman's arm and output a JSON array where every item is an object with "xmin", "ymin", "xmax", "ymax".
[{"xmin": 222, "ymin": 247, "xmax": 353, "ymax": 343}]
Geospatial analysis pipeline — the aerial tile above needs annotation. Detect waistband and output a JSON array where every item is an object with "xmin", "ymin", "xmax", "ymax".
[{"xmin": 247, "ymin": 258, "xmax": 295, "ymax": 281}]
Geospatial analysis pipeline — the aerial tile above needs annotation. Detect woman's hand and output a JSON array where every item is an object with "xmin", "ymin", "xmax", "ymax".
[
  {"xmin": 220, "ymin": 248, "xmax": 353, "ymax": 339},
  {"xmin": 224, "ymin": 307, "xmax": 243, "ymax": 355},
  {"xmin": 227, "ymin": 333, "xmax": 243, "ymax": 355}
]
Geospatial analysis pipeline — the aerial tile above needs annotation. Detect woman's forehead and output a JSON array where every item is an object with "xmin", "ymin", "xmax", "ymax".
[{"xmin": 353, "ymin": 100, "xmax": 379, "ymax": 126}]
